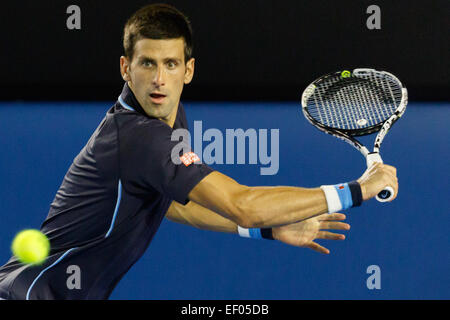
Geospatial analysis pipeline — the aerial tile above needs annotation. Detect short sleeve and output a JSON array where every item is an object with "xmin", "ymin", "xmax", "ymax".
[{"xmin": 117, "ymin": 116, "xmax": 213, "ymax": 204}]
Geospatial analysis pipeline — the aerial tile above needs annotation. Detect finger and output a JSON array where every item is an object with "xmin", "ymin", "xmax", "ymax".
[
  {"xmin": 320, "ymin": 213, "xmax": 346, "ymax": 221},
  {"xmin": 384, "ymin": 170, "xmax": 398, "ymax": 182},
  {"xmin": 307, "ymin": 241, "xmax": 330, "ymax": 254},
  {"xmin": 389, "ymin": 182, "xmax": 399, "ymax": 201},
  {"xmin": 317, "ymin": 231, "xmax": 346, "ymax": 240},
  {"xmin": 315, "ymin": 213, "xmax": 331, "ymax": 221},
  {"xmin": 382, "ymin": 174, "xmax": 399, "ymax": 201},
  {"xmin": 382, "ymin": 164, "xmax": 397, "ymax": 176},
  {"xmin": 320, "ymin": 221, "xmax": 350, "ymax": 231},
  {"xmin": 378, "ymin": 168, "xmax": 398, "ymax": 193}
]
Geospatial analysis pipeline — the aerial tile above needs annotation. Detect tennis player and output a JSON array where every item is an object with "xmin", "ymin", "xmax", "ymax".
[{"xmin": 0, "ymin": 4, "xmax": 398, "ymax": 300}]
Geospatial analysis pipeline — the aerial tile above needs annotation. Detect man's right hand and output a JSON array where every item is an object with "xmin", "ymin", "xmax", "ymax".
[{"xmin": 357, "ymin": 163, "xmax": 398, "ymax": 201}]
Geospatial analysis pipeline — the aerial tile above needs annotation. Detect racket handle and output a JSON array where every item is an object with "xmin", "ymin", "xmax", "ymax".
[{"xmin": 366, "ymin": 152, "xmax": 395, "ymax": 203}]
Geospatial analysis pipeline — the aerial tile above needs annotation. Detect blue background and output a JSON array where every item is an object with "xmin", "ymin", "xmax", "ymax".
[{"xmin": 0, "ymin": 101, "xmax": 448, "ymax": 299}]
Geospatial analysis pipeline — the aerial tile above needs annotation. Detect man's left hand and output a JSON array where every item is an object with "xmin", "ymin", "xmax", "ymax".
[{"xmin": 272, "ymin": 213, "xmax": 350, "ymax": 254}]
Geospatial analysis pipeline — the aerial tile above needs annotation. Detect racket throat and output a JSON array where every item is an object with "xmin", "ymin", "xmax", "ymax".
[{"xmin": 366, "ymin": 152, "xmax": 383, "ymax": 168}]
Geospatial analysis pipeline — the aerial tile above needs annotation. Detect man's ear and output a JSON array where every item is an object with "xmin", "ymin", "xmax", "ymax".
[
  {"xmin": 120, "ymin": 56, "xmax": 132, "ymax": 82},
  {"xmin": 184, "ymin": 58, "xmax": 195, "ymax": 84}
]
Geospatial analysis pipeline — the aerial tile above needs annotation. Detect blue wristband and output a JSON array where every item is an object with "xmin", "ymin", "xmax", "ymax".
[
  {"xmin": 333, "ymin": 183, "xmax": 353, "ymax": 210},
  {"xmin": 248, "ymin": 228, "xmax": 263, "ymax": 239},
  {"xmin": 321, "ymin": 181, "xmax": 362, "ymax": 213},
  {"xmin": 238, "ymin": 226, "xmax": 274, "ymax": 240}
]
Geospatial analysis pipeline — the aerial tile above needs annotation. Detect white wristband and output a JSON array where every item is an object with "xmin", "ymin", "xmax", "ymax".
[
  {"xmin": 237, "ymin": 225, "xmax": 251, "ymax": 238},
  {"xmin": 320, "ymin": 185, "xmax": 343, "ymax": 213}
]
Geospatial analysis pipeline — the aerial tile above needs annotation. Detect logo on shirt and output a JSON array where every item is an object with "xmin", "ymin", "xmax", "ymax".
[{"xmin": 180, "ymin": 152, "xmax": 201, "ymax": 167}]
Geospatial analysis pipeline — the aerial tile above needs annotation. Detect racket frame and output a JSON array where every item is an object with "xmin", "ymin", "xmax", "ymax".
[{"xmin": 301, "ymin": 68, "xmax": 408, "ymax": 201}]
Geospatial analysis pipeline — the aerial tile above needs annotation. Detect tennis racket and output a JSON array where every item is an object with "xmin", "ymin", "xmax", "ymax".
[{"xmin": 301, "ymin": 68, "xmax": 408, "ymax": 202}]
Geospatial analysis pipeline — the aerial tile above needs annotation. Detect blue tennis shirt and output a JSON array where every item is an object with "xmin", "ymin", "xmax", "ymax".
[{"xmin": 0, "ymin": 83, "xmax": 214, "ymax": 300}]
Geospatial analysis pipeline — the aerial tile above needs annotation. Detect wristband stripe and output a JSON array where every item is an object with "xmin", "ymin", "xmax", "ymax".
[
  {"xmin": 238, "ymin": 226, "xmax": 273, "ymax": 240},
  {"xmin": 333, "ymin": 183, "xmax": 353, "ymax": 210},
  {"xmin": 261, "ymin": 228, "xmax": 274, "ymax": 240},
  {"xmin": 348, "ymin": 181, "xmax": 363, "ymax": 207},
  {"xmin": 249, "ymin": 228, "xmax": 263, "ymax": 239}
]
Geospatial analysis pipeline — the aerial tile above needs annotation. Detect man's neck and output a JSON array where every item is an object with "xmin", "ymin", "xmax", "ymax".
[{"xmin": 158, "ymin": 104, "xmax": 179, "ymax": 128}]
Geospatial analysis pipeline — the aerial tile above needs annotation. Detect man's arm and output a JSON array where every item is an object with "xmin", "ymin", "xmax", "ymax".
[
  {"xmin": 188, "ymin": 163, "xmax": 398, "ymax": 229},
  {"xmin": 166, "ymin": 199, "xmax": 351, "ymax": 254},
  {"xmin": 166, "ymin": 200, "xmax": 238, "ymax": 233}
]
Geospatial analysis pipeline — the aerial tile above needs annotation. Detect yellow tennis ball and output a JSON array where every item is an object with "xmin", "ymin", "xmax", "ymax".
[
  {"xmin": 11, "ymin": 229, "xmax": 50, "ymax": 265},
  {"xmin": 341, "ymin": 70, "xmax": 351, "ymax": 78}
]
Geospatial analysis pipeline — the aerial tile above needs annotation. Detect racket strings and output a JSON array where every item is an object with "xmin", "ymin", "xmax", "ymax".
[{"xmin": 305, "ymin": 72, "xmax": 402, "ymax": 132}]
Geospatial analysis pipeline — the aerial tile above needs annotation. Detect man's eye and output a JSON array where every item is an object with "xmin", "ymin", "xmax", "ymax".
[
  {"xmin": 167, "ymin": 61, "xmax": 177, "ymax": 68},
  {"xmin": 142, "ymin": 61, "xmax": 153, "ymax": 67}
]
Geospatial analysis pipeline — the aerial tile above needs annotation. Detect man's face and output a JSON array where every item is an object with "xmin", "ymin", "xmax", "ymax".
[{"xmin": 120, "ymin": 38, "xmax": 194, "ymax": 126}]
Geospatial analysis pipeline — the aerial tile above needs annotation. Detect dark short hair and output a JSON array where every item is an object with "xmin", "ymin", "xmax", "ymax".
[{"xmin": 123, "ymin": 3, "xmax": 193, "ymax": 63}]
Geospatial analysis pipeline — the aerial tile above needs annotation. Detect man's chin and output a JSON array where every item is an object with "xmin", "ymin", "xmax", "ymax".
[{"xmin": 143, "ymin": 104, "xmax": 171, "ymax": 119}]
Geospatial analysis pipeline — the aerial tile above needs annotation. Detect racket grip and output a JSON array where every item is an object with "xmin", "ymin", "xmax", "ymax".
[{"xmin": 366, "ymin": 152, "xmax": 395, "ymax": 203}]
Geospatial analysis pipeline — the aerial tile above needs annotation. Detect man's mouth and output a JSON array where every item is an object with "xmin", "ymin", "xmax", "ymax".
[{"xmin": 149, "ymin": 92, "xmax": 166, "ymax": 104}]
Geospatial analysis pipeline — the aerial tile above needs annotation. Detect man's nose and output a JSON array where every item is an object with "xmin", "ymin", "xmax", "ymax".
[{"xmin": 152, "ymin": 66, "xmax": 165, "ymax": 86}]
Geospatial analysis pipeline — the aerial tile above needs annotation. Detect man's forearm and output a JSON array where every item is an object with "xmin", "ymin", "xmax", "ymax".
[
  {"xmin": 189, "ymin": 172, "xmax": 330, "ymax": 229},
  {"xmin": 235, "ymin": 185, "xmax": 329, "ymax": 228},
  {"xmin": 167, "ymin": 186, "xmax": 327, "ymax": 232},
  {"xmin": 166, "ymin": 200, "xmax": 238, "ymax": 233}
]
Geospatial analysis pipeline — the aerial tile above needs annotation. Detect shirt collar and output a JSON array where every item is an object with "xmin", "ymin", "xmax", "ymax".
[{"xmin": 117, "ymin": 82, "xmax": 148, "ymax": 116}]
